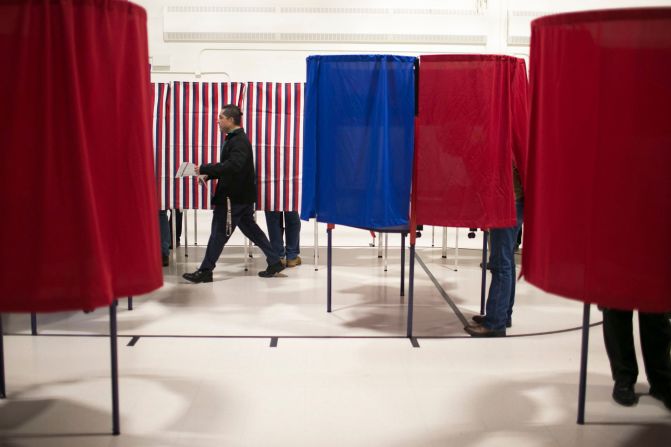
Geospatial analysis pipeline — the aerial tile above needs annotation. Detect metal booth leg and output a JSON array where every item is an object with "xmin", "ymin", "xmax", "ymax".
[
  {"xmin": 110, "ymin": 302, "xmax": 120, "ymax": 435},
  {"xmin": 577, "ymin": 303, "xmax": 591, "ymax": 425}
]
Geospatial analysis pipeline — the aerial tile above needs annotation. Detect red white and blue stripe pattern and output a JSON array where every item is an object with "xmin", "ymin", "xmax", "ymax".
[
  {"xmin": 168, "ymin": 82, "xmax": 245, "ymax": 210},
  {"xmin": 150, "ymin": 82, "xmax": 303, "ymax": 211},
  {"xmin": 245, "ymin": 82, "xmax": 304, "ymax": 212},
  {"xmin": 151, "ymin": 82, "xmax": 170, "ymax": 210}
]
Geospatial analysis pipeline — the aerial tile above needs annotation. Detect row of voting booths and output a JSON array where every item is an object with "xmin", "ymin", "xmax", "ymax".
[
  {"xmin": 1, "ymin": 0, "xmax": 670, "ymax": 434},
  {"xmin": 301, "ymin": 53, "xmax": 529, "ymax": 336}
]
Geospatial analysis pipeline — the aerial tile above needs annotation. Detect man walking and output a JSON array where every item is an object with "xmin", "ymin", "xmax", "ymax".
[{"xmin": 183, "ymin": 104, "xmax": 284, "ymax": 283}]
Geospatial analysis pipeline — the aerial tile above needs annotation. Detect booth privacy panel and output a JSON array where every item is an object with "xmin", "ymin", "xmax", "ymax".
[
  {"xmin": 301, "ymin": 55, "xmax": 416, "ymax": 230},
  {"xmin": 522, "ymin": 8, "xmax": 671, "ymax": 312},
  {"xmin": 150, "ymin": 82, "xmax": 304, "ymax": 212},
  {"xmin": 166, "ymin": 82, "xmax": 245, "ymax": 210},
  {"xmin": 413, "ymin": 55, "xmax": 529, "ymax": 229},
  {"xmin": 0, "ymin": 0, "xmax": 162, "ymax": 312},
  {"xmin": 246, "ymin": 82, "xmax": 304, "ymax": 212}
]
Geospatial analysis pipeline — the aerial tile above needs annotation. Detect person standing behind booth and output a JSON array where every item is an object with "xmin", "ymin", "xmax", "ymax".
[
  {"xmin": 158, "ymin": 210, "xmax": 170, "ymax": 266},
  {"xmin": 158, "ymin": 209, "xmax": 183, "ymax": 267},
  {"xmin": 264, "ymin": 211, "xmax": 302, "ymax": 267},
  {"xmin": 465, "ymin": 165, "xmax": 524, "ymax": 337},
  {"xmin": 182, "ymin": 104, "xmax": 284, "ymax": 283},
  {"xmin": 602, "ymin": 308, "xmax": 671, "ymax": 410}
]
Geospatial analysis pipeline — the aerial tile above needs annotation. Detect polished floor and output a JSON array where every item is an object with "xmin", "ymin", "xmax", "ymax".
[{"xmin": 1, "ymin": 235, "xmax": 669, "ymax": 446}]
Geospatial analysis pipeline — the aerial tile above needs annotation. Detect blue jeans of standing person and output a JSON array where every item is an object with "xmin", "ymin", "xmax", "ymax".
[
  {"xmin": 483, "ymin": 200, "xmax": 524, "ymax": 331},
  {"xmin": 200, "ymin": 203, "xmax": 280, "ymax": 271},
  {"xmin": 264, "ymin": 211, "xmax": 301, "ymax": 260},
  {"xmin": 158, "ymin": 210, "xmax": 170, "ymax": 257}
]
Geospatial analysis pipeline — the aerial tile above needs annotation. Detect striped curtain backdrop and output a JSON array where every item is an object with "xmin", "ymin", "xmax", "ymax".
[
  {"xmin": 151, "ymin": 82, "xmax": 171, "ymax": 210},
  {"xmin": 245, "ymin": 82, "xmax": 304, "ymax": 212},
  {"xmin": 169, "ymin": 82, "xmax": 245, "ymax": 209}
]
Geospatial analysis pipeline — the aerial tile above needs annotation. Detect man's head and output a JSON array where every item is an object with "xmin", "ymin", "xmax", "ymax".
[{"xmin": 218, "ymin": 104, "xmax": 243, "ymax": 133}]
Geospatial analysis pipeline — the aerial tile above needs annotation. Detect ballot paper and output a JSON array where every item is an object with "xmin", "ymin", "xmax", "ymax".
[{"xmin": 176, "ymin": 162, "xmax": 197, "ymax": 177}]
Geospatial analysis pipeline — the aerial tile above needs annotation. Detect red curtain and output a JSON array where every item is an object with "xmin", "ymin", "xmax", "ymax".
[
  {"xmin": 523, "ymin": 8, "xmax": 671, "ymax": 312},
  {"xmin": 0, "ymin": 0, "xmax": 162, "ymax": 312},
  {"xmin": 413, "ymin": 55, "xmax": 529, "ymax": 229}
]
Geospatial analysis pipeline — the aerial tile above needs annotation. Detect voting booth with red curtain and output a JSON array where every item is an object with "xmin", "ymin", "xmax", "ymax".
[
  {"xmin": 523, "ymin": 8, "xmax": 671, "ymax": 313},
  {"xmin": 0, "ymin": 0, "xmax": 162, "ymax": 313},
  {"xmin": 0, "ymin": 0, "xmax": 161, "ymax": 432},
  {"xmin": 413, "ymin": 54, "xmax": 529, "ymax": 230}
]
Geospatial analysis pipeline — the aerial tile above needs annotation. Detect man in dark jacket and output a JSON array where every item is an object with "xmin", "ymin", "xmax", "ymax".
[{"xmin": 183, "ymin": 104, "xmax": 284, "ymax": 283}]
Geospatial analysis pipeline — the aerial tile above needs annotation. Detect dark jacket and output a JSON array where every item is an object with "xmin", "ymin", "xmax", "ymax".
[{"xmin": 199, "ymin": 128, "xmax": 257, "ymax": 205}]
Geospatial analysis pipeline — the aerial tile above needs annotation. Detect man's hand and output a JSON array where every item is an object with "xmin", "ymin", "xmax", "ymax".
[{"xmin": 195, "ymin": 165, "xmax": 200, "ymax": 175}]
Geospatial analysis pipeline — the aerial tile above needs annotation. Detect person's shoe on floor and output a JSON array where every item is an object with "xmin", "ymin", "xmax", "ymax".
[
  {"xmin": 472, "ymin": 314, "xmax": 512, "ymax": 328},
  {"xmin": 183, "ymin": 269, "xmax": 213, "ymax": 283},
  {"xmin": 612, "ymin": 382, "xmax": 638, "ymax": 407},
  {"xmin": 649, "ymin": 386, "xmax": 671, "ymax": 411},
  {"xmin": 162, "ymin": 255, "xmax": 170, "ymax": 267},
  {"xmin": 464, "ymin": 324, "xmax": 506, "ymax": 337},
  {"xmin": 258, "ymin": 260, "xmax": 285, "ymax": 278},
  {"xmin": 286, "ymin": 256, "xmax": 302, "ymax": 267}
]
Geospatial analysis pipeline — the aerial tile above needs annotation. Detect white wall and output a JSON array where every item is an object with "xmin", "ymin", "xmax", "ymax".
[
  {"xmin": 136, "ymin": 0, "xmax": 671, "ymax": 249},
  {"xmin": 138, "ymin": 0, "xmax": 671, "ymax": 83}
]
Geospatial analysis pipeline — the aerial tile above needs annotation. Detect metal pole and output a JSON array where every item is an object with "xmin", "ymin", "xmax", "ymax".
[
  {"xmin": 480, "ymin": 230, "xmax": 488, "ymax": 315},
  {"xmin": 194, "ymin": 209, "xmax": 198, "ymax": 245},
  {"xmin": 110, "ymin": 302, "xmax": 120, "ymax": 435},
  {"xmin": 454, "ymin": 228, "xmax": 459, "ymax": 271},
  {"xmin": 184, "ymin": 209, "xmax": 188, "ymax": 258},
  {"xmin": 431, "ymin": 226, "xmax": 435, "ymax": 247},
  {"xmin": 441, "ymin": 227, "xmax": 448, "ymax": 258},
  {"xmin": 127, "ymin": 296, "xmax": 133, "ymax": 311},
  {"xmin": 400, "ymin": 233, "xmax": 406, "ymax": 297},
  {"xmin": 243, "ymin": 235, "xmax": 249, "ymax": 272},
  {"xmin": 314, "ymin": 219, "xmax": 319, "ymax": 271},
  {"xmin": 377, "ymin": 232, "xmax": 383, "ymax": 258},
  {"xmin": 577, "ymin": 303, "xmax": 591, "ymax": 425},
  {"xmin": 170, "ymin": 209, "xmax": 177, "ymax": 260},
  {"xmin": 327, "ymin": 227, "xmax": 332, "ymax": 313},
  {"xmin": 248, "ymin": 211, "xmax": 254, "ymax": 260},
  {"xmin": 30, "ymin": 313, "xmax": 37, "ymax": 335},
  {"xmin": 384, "ymin": 233, "xmax": 389, "ymax": 272},
  {"xmin": 0, "ymin": 314, "xmax": 5, "ymax": 398},
  {"xmin": 407, "ymin": 244, "xmax": 416, "ymax": 338}
]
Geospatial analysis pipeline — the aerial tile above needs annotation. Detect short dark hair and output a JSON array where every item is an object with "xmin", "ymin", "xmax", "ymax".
[{"xmin": 221, "ymin": 104, "xmax": 243, "ymax": 125}]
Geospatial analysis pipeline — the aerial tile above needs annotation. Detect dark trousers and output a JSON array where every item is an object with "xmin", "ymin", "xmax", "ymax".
[
  {"xmin": 602, "ymin": 308, "xmax": 671, "ymax": 391},
  {"xmin": 158, "ymin": 211, "xmax": 170, "ymax": 257},
  {"xmin": 264, "ymin": 211, "xmax": 301, "ymax": 260},
  {"xmin": 169, "ymin": 209, "xmax": 183, "ymax": 244},
  {"xmin": 483, "ymin": 201, "xmax": 524, "ymax": 331},
  {"xmin": 200, "ymin": 203, "xmax": 279, "ymax": 271}
]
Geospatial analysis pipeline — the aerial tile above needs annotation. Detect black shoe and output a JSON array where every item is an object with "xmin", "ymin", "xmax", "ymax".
[
  {"xmin": 258, "ymin": 261, "xmax": 285, "ymax": 278},
  {"xmin": 472, "ymin": 315, "xmax": 512, "ymax": 328},
  {"xmin": 612, "ymin": 382, "xmax": 638, "ymax": 407},
  {"xmin": 183, "ymin": 269, "xmax": 213, "ymax": 283},
  {"xmin": 464, "ymin": 324, "xmax": 506, "ymax": 337},
  {"xmin": 162, "ymin": 255, "xmax": 169, "ymax": 267},
  {"xmin": 650, "ymin": 386, "xmax": 671, "ymax": 411}
]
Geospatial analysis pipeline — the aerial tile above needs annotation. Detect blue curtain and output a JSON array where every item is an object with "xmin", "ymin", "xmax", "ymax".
[{"xmin": 301, "ymin": 55, "xmax": 416, "ymax": 230}]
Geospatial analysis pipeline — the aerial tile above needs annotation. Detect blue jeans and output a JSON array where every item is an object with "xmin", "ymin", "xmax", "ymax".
[
  {"xmin": 158, "ymin": 210, "xmax": 170, "ymax": 257},
  {"xmin": 200, "ymin": 204, "xmax": 280, "ymax": 271},
  {"xmin": 264, "ymin": 211, "xmax": 301, "ymax": 260},
  {"xmin": 484, "ymin": 201, "xmax": 524, "ymax": 331}
]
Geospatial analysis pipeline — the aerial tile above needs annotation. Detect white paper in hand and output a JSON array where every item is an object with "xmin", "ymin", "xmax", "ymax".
[{"xmin": 176, "ymin": 162, "xmax": 197, "ymax": 177}]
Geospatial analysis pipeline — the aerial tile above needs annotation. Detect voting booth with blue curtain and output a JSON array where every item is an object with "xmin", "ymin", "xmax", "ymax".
[
  {"xmin": 301, "ymin": 55, "xmax": 416, "ymax": 230},
  {"xmin": 301, "ymin": 55, "xmax": 418, "ymax": 335}
]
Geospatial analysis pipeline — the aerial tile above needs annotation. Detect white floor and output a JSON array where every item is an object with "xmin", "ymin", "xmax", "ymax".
[{"xmin": 1, "ymin": 245, "xmax": 669, "ymax": 446}]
